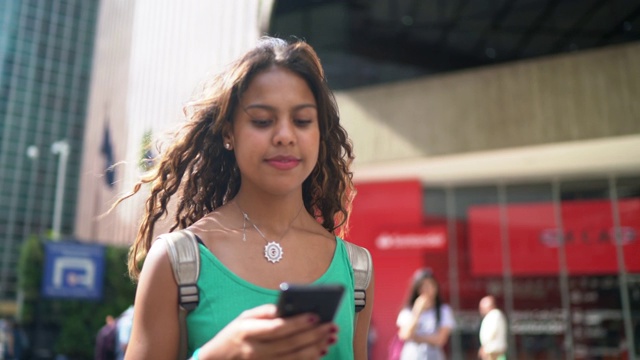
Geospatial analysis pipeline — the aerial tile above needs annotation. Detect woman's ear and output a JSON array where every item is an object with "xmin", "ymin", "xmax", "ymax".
[{"xmin": 223, "ymin": 133, "xmax": 234, "ymax": 151}]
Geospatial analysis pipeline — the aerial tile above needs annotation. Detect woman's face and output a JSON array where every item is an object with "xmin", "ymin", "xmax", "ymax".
[
  {"xmin": 228, "ymin": 65, "xmax": 320, "ymax": 196},
  {"xmin": 418, "ymin": 278, "xmax": 438, "ymax": 299}
]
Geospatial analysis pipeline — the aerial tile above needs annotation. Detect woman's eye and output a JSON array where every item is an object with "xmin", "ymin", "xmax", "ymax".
[
  {"xmin": 294, "ymin": 119, "xmax": 313, "ymax": 127},
  {"xmin": 251, "ymin": 119, "xmax": 271, "ymax": 127}
]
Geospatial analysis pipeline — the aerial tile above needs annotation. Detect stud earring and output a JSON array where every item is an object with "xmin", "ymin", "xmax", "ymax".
[{"xmin": 224, "ymin": 143, "xmax": 231, "ymax": 150}]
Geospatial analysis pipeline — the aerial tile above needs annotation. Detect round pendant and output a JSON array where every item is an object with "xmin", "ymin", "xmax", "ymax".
[{"xmin": 264, "ymin": 242, "xmax": 283, "ymax": 263}]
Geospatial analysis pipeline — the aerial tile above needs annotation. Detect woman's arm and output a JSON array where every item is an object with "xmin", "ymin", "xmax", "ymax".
[
  {"xmin": 411, "ymin": 304, "xmax": 455, "ymax": 348},
  {"xmin": 411, "ymin": 326, "xmax": 452, "ymax": 347},
  {"xmin": 353, "ymin": 266, "xmax": 375, "ymax": 360},
  {"xmin": 397, "ymin": 313, "xmax": 420, "ymax": 341},
  {"xmin": 398, "ymin": 294, "xmax": 432, "ymax": 341},
  {"xmin": 125, "ymin": 240, "xmax": 181, "ymax": 359}
]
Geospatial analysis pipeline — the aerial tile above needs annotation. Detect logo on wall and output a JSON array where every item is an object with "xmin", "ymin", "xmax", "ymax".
[
  {"xmin": 375, "ymin": 226, "xmax": 447, "ymax": 251},
  {"xmin": 539, "ymin": 227, "xmax": 636, "ymax": 247}
]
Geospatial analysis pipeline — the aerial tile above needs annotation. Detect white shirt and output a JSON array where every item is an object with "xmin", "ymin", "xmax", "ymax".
[
  {"xmin": 397, "ymin": 304, "xmax": 456, "ymax": 360},
  {"xmin": 116, "ymin": 305, "xmax": 134, "ymax": 360},
  {"xmin": 479, "ymin": 308, "xmax": 507, "ymax": 355}
]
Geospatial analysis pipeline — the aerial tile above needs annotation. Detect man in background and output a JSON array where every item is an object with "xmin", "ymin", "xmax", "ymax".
[
  {"xmin": 0, "ymin": 318, "xmax": 7, "ymax": 360},
  {"xmin": 95, "ymin": 315, "xmax": 116, "ymax": 360},
  {"xmin": 478, "ymin": 295, "xmax": 507, "ymax": 360}
]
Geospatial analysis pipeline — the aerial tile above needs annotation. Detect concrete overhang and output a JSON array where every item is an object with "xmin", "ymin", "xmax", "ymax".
[{"xmin": 352, "ymin": 134, "xmax": 640, "ymax": 186}]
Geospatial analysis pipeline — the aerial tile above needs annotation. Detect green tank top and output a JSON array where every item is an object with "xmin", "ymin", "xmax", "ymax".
[{"xmin": 186, "ymin": 237, "xmax": 355, "ymax": 359}]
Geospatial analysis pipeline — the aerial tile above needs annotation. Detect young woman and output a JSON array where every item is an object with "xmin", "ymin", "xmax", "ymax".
[
  {"xmin": 119, "ymin": 37, "xmax": 374, "ymax": 359},
  {"xmin": 396, "ymin": 269, "xmax": 455, "ymax": 360}
]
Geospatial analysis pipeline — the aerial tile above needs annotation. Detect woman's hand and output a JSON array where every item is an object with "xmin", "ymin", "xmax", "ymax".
[
  {"xmin": 412, "ymin": 294, "xmax": 433, "ymax": 314},
  {"xmin": 198, "ymin": 304, "xmax": 338, "ymax": 359},
  {"xmin": 399, "ymin": 294, "xmax": 434, "ymax": 342}
]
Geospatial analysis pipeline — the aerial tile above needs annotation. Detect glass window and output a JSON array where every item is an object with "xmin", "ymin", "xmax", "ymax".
[
  {"xmin": 614, "ymin": 176, "xmax": 640, "ymax": 358},
  {"xmin": 502, "ymin": 183, "xmax": 566, "ymax": 359},
  {"xmin": 424, "ymin": 176, "xmax": 640, "ymax": 359}
]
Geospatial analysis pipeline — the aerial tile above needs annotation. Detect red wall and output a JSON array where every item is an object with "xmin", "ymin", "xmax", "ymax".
[{"xmin": 348, "ymin": 180, "xmax": 427, "ymax": 360}]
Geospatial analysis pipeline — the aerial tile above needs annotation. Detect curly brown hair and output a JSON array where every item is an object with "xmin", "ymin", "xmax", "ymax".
[{"xmin": 116, "ymin": 37, "xmax": 356, "ymax": 279}]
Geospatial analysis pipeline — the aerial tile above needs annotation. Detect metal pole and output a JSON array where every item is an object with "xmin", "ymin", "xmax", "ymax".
[
  {"xmin": 497, "ymin": 183, "xmax": 517, "ymax": 358},
  {"xmin": 51, "ymin": 140, "xmax": 69, "ymax": 240},
  {"xmin": 445, "ymin": 187, "xmax": 462, "ymax": 359},
  {"xmin": 609, "ymin": 176, "xmax": 637, "ymax": 360},
  {"xmin": 552, "ymin": 179, "xmax": 574, "ymax": 359}
]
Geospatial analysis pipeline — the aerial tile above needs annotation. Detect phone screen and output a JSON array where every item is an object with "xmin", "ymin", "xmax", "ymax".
[{"xmin": 276, "ymin": 283, "xmax": 345, "ymax": 323}]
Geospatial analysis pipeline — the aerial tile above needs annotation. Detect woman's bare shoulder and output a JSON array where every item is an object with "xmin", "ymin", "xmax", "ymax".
[
  {"xmin": 140, "ymin": 238, "xmax": 174, "ymax": 287},
  {"xmin": 188, "ymin": 207, "xmax": 236, "ymax": 239}
]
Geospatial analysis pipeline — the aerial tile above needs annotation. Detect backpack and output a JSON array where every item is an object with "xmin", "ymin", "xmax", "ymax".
[{"xmin": 160, "ymin": 228, "xmax": 373, "ymax": 360}]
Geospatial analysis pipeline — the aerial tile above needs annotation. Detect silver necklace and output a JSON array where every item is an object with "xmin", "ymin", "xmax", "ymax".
[{"xmin": 234, "ymin": 202, "xmax": 304, "ymax": 263}]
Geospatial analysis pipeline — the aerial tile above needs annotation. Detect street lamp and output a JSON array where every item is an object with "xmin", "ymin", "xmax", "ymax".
[
  {"xmin": 51, "ymin": 140, "xmax": 69, "ymax": 241},
  {"xmin": 27, "ymin": 145, "xmax": 39, "ymax": 159}
]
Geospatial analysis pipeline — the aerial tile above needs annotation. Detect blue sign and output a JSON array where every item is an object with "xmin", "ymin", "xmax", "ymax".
[{"xmin": 41, "ymin": 241, "xmax": 106, "ymax": 300}]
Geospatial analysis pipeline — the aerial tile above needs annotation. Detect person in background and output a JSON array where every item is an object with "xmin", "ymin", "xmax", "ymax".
[
  {"xmin": 635, "ymin": 318, "xmax": 640, "ymax": 357},
  {"xmin": 2, "ymin": 318, "xmax": 15, "ymax": 360},
  {"xmin": 0, "ymin": 318, "xmax": 8, "ymax": 360},
  {"xmin": 0, "ymin": 318, "xmax": 27, "ymax": 360},
  {"xmin": 94, "ymin": 315, "xmax": 116, "ymax": 360},
  {"xmin": 117, "ymin": 36, "xmax": 373, "ymax": 359},
  {"xmin": 115, "ymin": 306, "xmax": 134, "ymax": 360},
  {"xmin": 396, "ymin": 268, "xmax": 455, "ymax": 360},
  {"xmin": 478, "ymin": 295, "xmax": 507, "ymax": 360},
  {"xmin": 367, "ymin": 318, "xmax": 377, "ymax": 360}
]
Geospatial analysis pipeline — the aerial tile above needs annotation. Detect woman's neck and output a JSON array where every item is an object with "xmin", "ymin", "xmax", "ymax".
[{"xmin": 232, "ymin": 190, "xmax": 306, "ymax": 232}]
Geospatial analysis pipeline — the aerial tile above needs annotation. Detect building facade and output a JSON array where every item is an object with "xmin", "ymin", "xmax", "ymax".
[
  {"xmin": 0, "ymin": 0, "xmax": 99, "ymax": 305},
  {"xmin": 341, "ymin": 43, "xmax": 640, "ymax": 359},
  {"xmin": 74, "ymin": 0, "xmax": 271, "ymax": 246}
]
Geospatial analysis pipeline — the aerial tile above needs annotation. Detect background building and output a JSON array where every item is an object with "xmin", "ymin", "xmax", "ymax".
[
  {"xmin": 270, "ymin": 2, "xmax": 640, "ymax": 359},
  {"xmin": 74, "ymin": 0, "xmax": 273, "ymax": 246},
  {"xmin": 0, "ymin": 0, "xmax": 100, "ymax": 308}
]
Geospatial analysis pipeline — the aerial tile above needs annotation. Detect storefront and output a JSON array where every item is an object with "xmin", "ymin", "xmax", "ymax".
[{"xmin": 350, "ymin": 176, "xmax": 640, "ymax": 360}]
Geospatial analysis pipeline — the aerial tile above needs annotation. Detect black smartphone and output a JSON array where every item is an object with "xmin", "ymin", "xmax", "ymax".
[{"xmin": 276, "ymin": 283, "xmax": 345, "ymax": 323}]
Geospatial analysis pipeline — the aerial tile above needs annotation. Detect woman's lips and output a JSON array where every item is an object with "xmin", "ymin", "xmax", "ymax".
[{"xmin": 265, "ymin": 156, "xmax": 301, "ymax": 170}]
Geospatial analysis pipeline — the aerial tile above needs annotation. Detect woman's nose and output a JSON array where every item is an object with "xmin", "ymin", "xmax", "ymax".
[{"xmin": 273, "ymin": 119, "xmax": 295, "ymax": 145}]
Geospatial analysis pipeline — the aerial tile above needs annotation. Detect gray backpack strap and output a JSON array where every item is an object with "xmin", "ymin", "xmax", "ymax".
[
  {"xmin": 159, "ymin": 229, "xmax": 200, "ymax": 360},
  {"xmin": 344, "ymin": 241, "xmax": 372, "ymax": 313}
]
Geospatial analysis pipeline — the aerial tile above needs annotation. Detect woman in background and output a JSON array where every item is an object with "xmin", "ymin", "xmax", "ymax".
[{"xmin": 396, "ymin": 268, "xmax": 455, "ymax": 360}]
